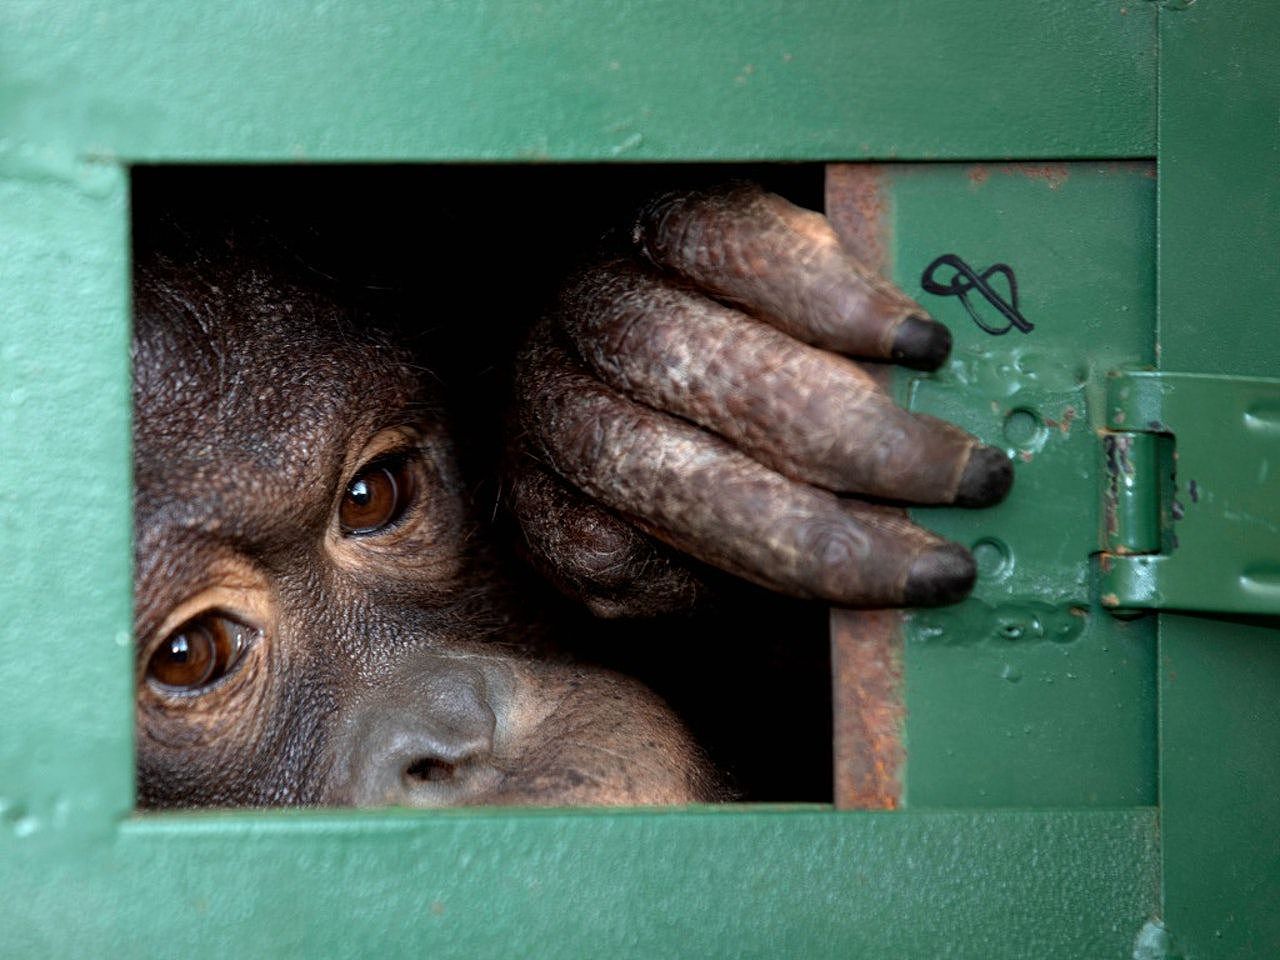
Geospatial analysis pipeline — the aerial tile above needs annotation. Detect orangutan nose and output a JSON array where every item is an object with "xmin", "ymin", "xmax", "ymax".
[{"xmin": 335, "ymin": 658, "xmax": 502, "ymax": 806}]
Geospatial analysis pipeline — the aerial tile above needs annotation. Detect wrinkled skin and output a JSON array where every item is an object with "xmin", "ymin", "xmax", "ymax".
[
  {"xmin": 133, "ymin": 183, "xmax": 1010, "ymax": 809},
  {"xmin": 509, "ymin": 183, "xmax": 1010, "ymax": 616}
]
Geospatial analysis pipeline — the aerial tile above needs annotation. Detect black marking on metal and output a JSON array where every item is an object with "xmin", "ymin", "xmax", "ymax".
[{"xmin": 920, "ymin": 253, "xmax": 1035, "ymax": 335}]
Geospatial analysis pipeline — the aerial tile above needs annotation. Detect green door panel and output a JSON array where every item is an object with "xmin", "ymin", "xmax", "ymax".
[
  {"xmin": 881, "ymin": 162, "xmax": 1159, "ymax": 808},
  {"xmin": 0, "ymin": 162, "xmax": 135, "ymax": 832},
  {"xmin": 1157, "ymin": 1, "xmax": 1280, "ymax": 956},
  {"xmin": 0, "ymin": 0, "xmax": 1154, "ymax": 162},
  {"xmin": 0, "ymin": 807, "xmax": 1157, "ymax": 960}
]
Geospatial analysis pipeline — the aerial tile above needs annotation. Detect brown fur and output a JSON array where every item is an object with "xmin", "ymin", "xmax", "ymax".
[{"xmin": 133, "ymin": 236, "xmax": 721, "ymax": 808}]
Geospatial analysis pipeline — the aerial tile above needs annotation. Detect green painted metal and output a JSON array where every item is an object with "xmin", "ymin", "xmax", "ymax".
[
  {"xmin": 1157, "ymin": 1, "xmax": 1280, "ymax": 956},
  {"xmin": 0, "ymin": 161, "xmax": 135, "ymax": 835},
  {"xmin": 0, "ymin": 159, "xmax": 1161, "ymax": 954},
  {"xmin": 0, "ymin": 1, "xmax": 1154, "ymax": 162},
  {"xmin": 0, "ymin": 807, "xmax": 1158, "ymax": 959},
  {"xmin": 881, "ymin": 162, "xmax": 1159, "ymax": 808},
  {"xmin": 5, "ymin": 0, "xmax": 1280, "ymax": 954},
  {"xmin": 1101, "ymin": 371, "xmax": 1280, "ymax": 616}
]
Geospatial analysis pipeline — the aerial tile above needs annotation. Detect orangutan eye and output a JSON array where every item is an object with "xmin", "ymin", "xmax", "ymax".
[
  {"xmin": 340, "ymin": 453, "xmax": 416, "ymax": 535},
  {"xmin": 147, "ymin": 613, "xmax": 254, "ymax": 693}
]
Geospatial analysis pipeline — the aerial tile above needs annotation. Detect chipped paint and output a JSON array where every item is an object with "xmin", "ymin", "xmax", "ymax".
[
  {"xmin": 825, "ymin": 164, "xmax": 892, "ymax": 275},
  {"xmin": 1043, "ymin": 404, "xmax": 1078, "ymax": 435},
  {"xmin": 999, "ymin": 163, "xmax": 1071, "ymax": 189},
  {"xmin": 1131, "ymin": 918, "xmax": 1177, "ymax": 960}
]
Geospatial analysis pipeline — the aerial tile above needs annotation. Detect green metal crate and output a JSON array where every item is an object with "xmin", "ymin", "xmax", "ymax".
[{"xmin": 1, "ymin": 3, "xmax": 1276, "ymax": 957}]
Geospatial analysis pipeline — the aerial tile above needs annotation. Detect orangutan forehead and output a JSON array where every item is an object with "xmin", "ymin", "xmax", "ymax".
[{"xmin": 131, "ymin": 257, "xmax": 437, "ymax": 542}]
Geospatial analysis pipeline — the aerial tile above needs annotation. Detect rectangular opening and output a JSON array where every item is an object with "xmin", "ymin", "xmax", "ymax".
[{"xmin": 130, "ymin": 164, "xmax": 833, "ymax": 809}]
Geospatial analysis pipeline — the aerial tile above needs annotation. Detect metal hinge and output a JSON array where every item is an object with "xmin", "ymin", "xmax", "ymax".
[{"xmin": 1099, "ymin": 370, "xmax": 1280, "ymax": 616}]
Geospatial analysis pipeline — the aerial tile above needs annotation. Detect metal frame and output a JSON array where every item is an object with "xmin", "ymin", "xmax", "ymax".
[{"xmin": 0, "ymin": 2, "xmax": 1274, "ymax": 956}]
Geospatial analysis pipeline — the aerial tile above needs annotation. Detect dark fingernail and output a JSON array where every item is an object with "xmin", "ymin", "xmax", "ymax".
[
  {"xmin": 955, "ymin": 444, "xmax": 1014, "ymax": 507},
  {"xmin": 890, "ymin": 315, "xmax": 952, "ymax": 371},
  {"xmin": 903, "ymin": 543, "xmax": 976, "ymax": 606}
]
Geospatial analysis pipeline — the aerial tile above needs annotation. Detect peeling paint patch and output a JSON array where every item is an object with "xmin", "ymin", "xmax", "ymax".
[
  {"xmin": 1059, "ymin": 405, "xmax": 1077, "ymax": 434},
  {"xmin": 1000, "ymin": 163, "xmax": 1071, "ymax": 190},
  {"xmin": 1131, "ymin": 918, "xmax": 1177, "ymax": 960},
  {"xmin": 825, "ymin": 164, "xmax": 892, "ymax": 275}
]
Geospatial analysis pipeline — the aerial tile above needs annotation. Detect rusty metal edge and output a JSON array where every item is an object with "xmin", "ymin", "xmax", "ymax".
[{"xmin": 825, "ymin": 164, "xmax": 907, "ymax": 810}]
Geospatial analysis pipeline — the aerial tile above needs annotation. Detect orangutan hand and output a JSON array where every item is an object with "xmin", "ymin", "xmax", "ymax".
[{"xmin": 508, "ymin": 183, "xmax": 1012, "ymax": 617}]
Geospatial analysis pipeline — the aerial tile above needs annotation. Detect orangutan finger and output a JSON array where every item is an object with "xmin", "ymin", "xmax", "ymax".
[
  {"xmin": 506, "ymin": 457, "xmax": 705, "ymax": 618},
  {"xmin": 515, "ymin": 338, "xmax": 976, "ymax": 607},
  {"xmin": 554, "ymin": 260, "xmax": 1012, "ymax": 506},
  {"xmin": 629, "ymin": 182, "xmax": 951, "ymax": 371}
]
